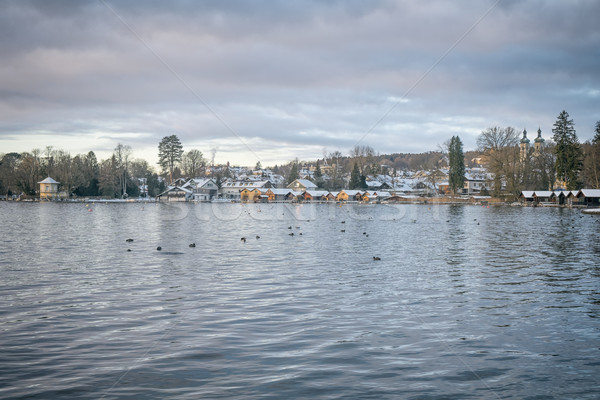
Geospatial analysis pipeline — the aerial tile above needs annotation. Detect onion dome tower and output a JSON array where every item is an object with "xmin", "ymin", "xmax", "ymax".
[
  {"xmin": 520, "ymin": 129, "xmax": 530, "ymax": 162},
  {"xmin": 534, "ymin": 127, "xmax": 545, "ymax": 155}
]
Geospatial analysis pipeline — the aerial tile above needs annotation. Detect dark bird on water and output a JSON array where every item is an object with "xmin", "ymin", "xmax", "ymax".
[
  {"xmin": 126, "ymin": 238, "xmax": 134, "ymax": 242},
  {"xmin": 189, "ymin": 243, "xmax": 196, "ymax": 247},
  {"xmin": 127, "ymin": 249, "xmax": 131, "ymax": 252},
  {"xmin": 256, "ymin": 235, "xmax": 260, "ymax": 239},
  {"xmin": 341, "ymin": 229, "xmax": 345, "ymax": 232},
  {"xmin": 288, "ymin": 232, "xmax": 294, "ymax": 236},
  {"xmin": 373, "ymin": 256, "xmax": 381, "ymax": 261},
  {"xmin": 156, "ymin": 246, "xmax": 162, "ymax": 251},
  {"xmin": 241, "ymin": 237, "xmax": 246, "ymax": 242}
]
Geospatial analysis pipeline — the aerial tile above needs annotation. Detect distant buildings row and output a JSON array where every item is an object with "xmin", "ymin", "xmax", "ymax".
[
  {"xmin": 156, "ymin": 178, "xmax": 396, "ymax": 203},
  {"xmin": 26, "ymin": 176, "xmax": 600, "ymax": 207},
  {"xmin": 154, "ymin": 166, "xmax": 497, "ymax": 202},
  {"xmin": 519, "ymin": 189, "xmax": 600, "ymax": 207}
]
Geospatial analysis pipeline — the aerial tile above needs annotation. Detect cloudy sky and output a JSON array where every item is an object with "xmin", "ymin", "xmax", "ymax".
[{"xmin": 1, "ymin": 0, "xmax": 599, "ymax": 166}]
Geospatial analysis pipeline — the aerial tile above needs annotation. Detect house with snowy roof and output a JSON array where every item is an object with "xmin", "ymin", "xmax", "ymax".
[
  {"xmin": 156, "ymin": 186, "xmax": 192, "ymax": 202},
  {"xmin": 463, "ymin": 169, "xmax": 494, "ymax": 195},
  {"xmin": 219, "ymin": 180, "xmax": 273, "ymax": 200},
  {"xmin": 38, "ymin": 177, "xmax": 60, "ymax": 200},
  {"xmin": 576, "ymin": 189, "xmax": 600, "ymax": 207},
  {"xmin": 287, "ymin": 179, "xmax": 318, "ymax": 191},
  {"xmin": 182, "ymin": 178, "xmax": 218, "ymax": 201}
]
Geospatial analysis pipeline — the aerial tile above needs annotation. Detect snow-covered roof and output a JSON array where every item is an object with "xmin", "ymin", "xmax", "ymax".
[
  {"xmin": 287, "ymin": 179, "xmax": 318, "ymax": 189},
  {"xmin": 157, "ymin": 186, "xmax": 192, "ymax": 197},
  {"xmin": 521, "ymin": 191, "xmax": 535, "ymax": 198},
  {"xmin": 365, "ymin": 180, "xmax": 383, "ymax": 187},
  {"xmin": 577, "ymin": 189, "xmax": 600, "ymax": 198},
  {"xmin": 393, "ymin": 182, "xmax": 415, "ymax": 192},
  {"xmin": 222, "ymin": 180, "xmax": 271, "ymax": 188},
  {"xmin": 268, "ymin": 188, "xmax": 302, "ymax": 196},
  {"xmin": 38, "ymin": 177, "xmax": 59, "ymax": 184},
  {"xmin": 342, "ymin": 190, "xmax": 363, "ymax": 196},
  {"xmin": 533, "ymin": 191, "xmax": 554, "ymax": 198},
  {"xmin": 374, "ymin": 191, "xmax": 392, "ymax": 198},
  {"xmin": 182, "ymin": 178, "xmax": 215, "ymax": 189},
  {"xmin": 304, "ymin": 190, "xmax": 329, "ymax": 197}
]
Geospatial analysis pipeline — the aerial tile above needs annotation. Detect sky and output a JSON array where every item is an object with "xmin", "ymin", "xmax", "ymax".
[{"xmin": 1, "ymin": 0, "xmax": 599, "ymax": 167}]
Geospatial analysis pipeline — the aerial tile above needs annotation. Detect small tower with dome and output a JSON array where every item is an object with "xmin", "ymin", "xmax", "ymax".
[
  {"xmin": 534, "ymin": 127, "xmax": 545, "ymax": 155},
  {"xmin": 520, "ymin": 129, "xmax": 530, "ymax": 162}
]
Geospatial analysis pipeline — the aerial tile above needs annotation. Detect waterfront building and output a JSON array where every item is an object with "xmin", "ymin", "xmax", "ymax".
[{"xmin": 38, "ymin": 177, "xmax": 60, "ymax": 200}]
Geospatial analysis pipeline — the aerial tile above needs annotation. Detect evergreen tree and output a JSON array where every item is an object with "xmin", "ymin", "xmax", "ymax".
[
  {"xmin": 313, "ymin": 160, "xmax": 323, "ymax": 188},
  {"xmin": 349, "ymin": 163, "xmax": 362, "ymax": 189},
  {"xmin": 314, "ymin": 160, "xmax": 322, "ymax": 179},
  {"xmin": 360, "ymin": 173, "xmax": 368, "ymax": 189},
  {"xmin": 552, "ymin": 110, "xmax": 582, "ymax": 190},
  {"xmin": 448, "ymin": 136, "xmax": 465, "ymax": 195},
  {"xmin": 158, "ymin": 135, "xmax": 184, "ymax": 184},
  {"xmin": 287, "ymin": 162, "xmax": 299, "ymax": 184}
]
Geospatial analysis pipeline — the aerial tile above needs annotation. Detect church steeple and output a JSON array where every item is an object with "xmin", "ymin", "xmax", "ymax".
[
  {"xmin": 520, "ymin": 129, "xmax": 530, "ymax": 161},
  {"xmin": 534, "ymin": 127, "xmax": 545, "ymax": 154}
]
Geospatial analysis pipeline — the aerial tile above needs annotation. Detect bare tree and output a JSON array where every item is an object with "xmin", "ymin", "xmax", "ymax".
[
  {"xmin": 114, "ymin": 144, "xmax": 132, "ymax": 198},
  {"xmin": 477, "ymin": 126, "xmax": 520, "ymax": 151},
  {"xmin": 182, "ymin": 149, "xmax": 206, "ymax": 178},
  {"xmin": 477, "ymin": 126, "xmax": 520, "ymax": 197}
]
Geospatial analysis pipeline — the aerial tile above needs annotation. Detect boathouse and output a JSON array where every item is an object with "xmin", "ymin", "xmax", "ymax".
[
  {"xmin": 533, "ymin": 191, "xmax": 555, "ymax": 205},
  {"xmin": 156, "ymin": 186, "xmax": 192, "ymax": 202},
  {"xmin": 576, "ymin": 189, "xmax": 600, "ymax": 207}
]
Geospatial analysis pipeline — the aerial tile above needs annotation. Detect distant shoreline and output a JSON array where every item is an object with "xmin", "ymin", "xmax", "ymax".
[{"xmin": 2, "ymin": 197, "xmax": 596, "ymax": 211}]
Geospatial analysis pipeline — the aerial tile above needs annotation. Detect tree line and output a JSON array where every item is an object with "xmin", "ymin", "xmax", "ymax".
[
  {"xmin": 0, "ymin": 135, "xmax": 212, "ymax": 198},
  {"xmin": 1, "ymin": 111, "xmax": 599, "ymax": 198},
  {"xmin": 0, "ymin": 145, "xmax": 161, "ymax": 199},
  {"xmin": 476, "ymin": 110, "xmax": 600, "ymax": 197}
]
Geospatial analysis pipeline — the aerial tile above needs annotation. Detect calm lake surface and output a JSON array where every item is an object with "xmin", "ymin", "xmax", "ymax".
[{"xmin": 1, "ymin": 201, "xmax": 599, "ymax": 399}]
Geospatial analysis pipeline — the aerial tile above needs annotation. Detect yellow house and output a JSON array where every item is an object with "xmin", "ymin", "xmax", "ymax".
[
  {"xmin": 38, "ymin": 177, "xmax": 60, "ymax": 200},
  {"xmin": 262, "ymin": 189, "xmax": 276, "ymax": 202},
  {"xmin": 240, "ymin": 188, "xmax": 252, "ymax": 202},
  {"xmin": 336, "ymin": 190, "xmax": 349, "ymax": 202},
  {"xmin": 240, "ymin": 188, "xmax": 263, "ymax": 202}
]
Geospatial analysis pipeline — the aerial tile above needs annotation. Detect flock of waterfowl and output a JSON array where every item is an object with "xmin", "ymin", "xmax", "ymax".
[{"xmin": 123, "ymin": 218, "xmax": 383, "ymax": 261}]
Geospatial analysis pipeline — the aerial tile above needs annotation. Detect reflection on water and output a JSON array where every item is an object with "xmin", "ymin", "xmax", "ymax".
[{"xmin": 0, "ymin": 202, "xmax": 599, "ymax": 399}]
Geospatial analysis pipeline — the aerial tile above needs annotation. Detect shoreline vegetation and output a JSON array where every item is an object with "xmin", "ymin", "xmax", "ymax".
[
  {"xmin": 3, "ymin": 195, "xmax": 594, "ymax": 209},
  {"xmin": 1, "ymin": 113, "xmax": 599, "ymax": 204}
]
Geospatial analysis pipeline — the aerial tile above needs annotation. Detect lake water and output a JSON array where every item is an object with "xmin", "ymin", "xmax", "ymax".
[{"xmin": 1, "ymin": 201, "xmax": 599, "ymax": 399}]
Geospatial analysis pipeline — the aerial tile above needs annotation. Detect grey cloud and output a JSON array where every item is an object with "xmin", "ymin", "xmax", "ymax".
[{"xmin": 1, "ymin": 0, "xmax": 599, "ymax": 164}]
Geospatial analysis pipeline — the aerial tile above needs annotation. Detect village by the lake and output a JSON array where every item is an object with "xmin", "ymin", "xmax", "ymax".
[
  {"xmin": 4, "ymin": 3, "xmax": 600, "ymax": 399},
  {"xmin": 4, "ymin": 121, "xmax": 600, "ymax": 213}
]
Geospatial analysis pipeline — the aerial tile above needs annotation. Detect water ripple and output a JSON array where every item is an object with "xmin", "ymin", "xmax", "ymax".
[{"xmin": 0, "ymin": 202, "xmax": 599, "ymax": 399}]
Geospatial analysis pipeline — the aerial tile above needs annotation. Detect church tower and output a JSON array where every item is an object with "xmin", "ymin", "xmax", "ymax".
[
  {"xmin": 534, "ymin": 127, "xmax": 545, "ymax": 155},
  {"xmin": 520, "ymin": 129, "xmax": 530, "ymax": 162}
]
